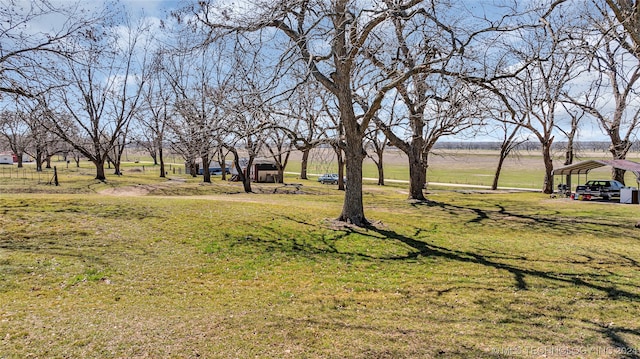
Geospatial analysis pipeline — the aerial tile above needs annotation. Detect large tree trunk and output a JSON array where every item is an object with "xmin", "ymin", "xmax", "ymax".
[
  {"xmin": 300, "ymin": 148, "xmax": 310, "ymax": 180},
  {"xmin": 202, "ymin": 154, "xmax": 211, "ymax": 183},
  {"xmin": 94, "ymin": 158, "xmax": 107, "ymax": 181},
  {"xmin": 376, "ymin": 158, "xmax": 384, "ymax": 186},
  {"xmin": 542, "ymin": 142, "xmax": 554, "ymax": 194},
  {"xmin": 609, "ymin": 139, "xmax": 631, "ymax": 184},
  {"xmin": 492, "ymin": 154, "xmax": 507, "ymax": 191},
  {"xmin": 243, "ymin": 157, "xmax": 254, "ymax": 193},
  {"xmin": 334, "ymin": 145, "xmax": 346, "ymax": 191},
  {"xmin": 16, "ymin": 152, "xmax": 24, "ymax": 168},
  {"xmin": 35, "ymin": 147, "xmax": 44, "ymax": 172},
  {"xmin": 408, "ymin": 152, "xmax": 427, "ymax": 200},
  {"xmin": 338, "ymin": 138, "xmax": 366, "ymax": 225},
  {"xmin": 277, "ymin": 168, "xmax": 285, "ymax": 183},
  {"xmin": 159, "ymin": 147, "xmax": 166, "ymax": 178}
]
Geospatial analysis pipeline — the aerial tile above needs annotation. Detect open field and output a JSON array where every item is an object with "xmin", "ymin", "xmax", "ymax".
[
  {"xmin": 5, "ymin": 147, "xmax": 640, "ymax": 191},
  {"xmin": 285, "ymin": 148, "xmax": 640, "ymax": 189},
  {"xmin": 1, "ymin": 152, "xmax": 640, "ymax": 358}
]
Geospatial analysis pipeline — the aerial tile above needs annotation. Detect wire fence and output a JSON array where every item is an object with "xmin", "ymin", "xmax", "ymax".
[
  {"xmin": 0, "ymin": 164, "xmax": 187, "ymax": 184},
  {"xmin": 0, "ymin": 166, "xmax": 59, "ymax": 184}
]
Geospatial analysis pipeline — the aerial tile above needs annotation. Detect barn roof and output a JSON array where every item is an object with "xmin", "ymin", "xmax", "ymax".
[{"xmin": 552, "ymin": 159, "xmax": 640, "ymax": 179}]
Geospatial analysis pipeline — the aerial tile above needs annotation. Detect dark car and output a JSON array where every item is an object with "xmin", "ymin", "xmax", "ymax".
[
  {"xmin": 198, "ymin": 167, "xmax": 231, "ymax": 175},
  {"xmin": 318, "ymin": 173, "xmax": 340, "ymax": 185}
]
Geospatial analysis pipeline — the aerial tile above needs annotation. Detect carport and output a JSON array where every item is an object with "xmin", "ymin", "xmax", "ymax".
[{"xmin": 552, "ymin": 159, "xmax": 640, "ymax": 196}]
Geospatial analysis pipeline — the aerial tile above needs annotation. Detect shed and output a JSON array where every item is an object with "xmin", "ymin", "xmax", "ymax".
[
  {"xmin": 252, "ymin": 161, "xmax": 280, "ymax": 183},
  {"xmin": 229, "ymin": 158, "xmax": 281, "ymax": 183}
]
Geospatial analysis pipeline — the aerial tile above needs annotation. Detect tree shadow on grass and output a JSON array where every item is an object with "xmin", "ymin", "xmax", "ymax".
[
  {"xmin": 583, "ymin": 320, "xmax": 640, "ymax": 359},
  {"xmin": 231, "ymin": 201, "xmax": 640, "ymax": 355},
  {"xmin": 237, "ymin": 212, "xmax": 640, "ymax": 300},
  {"xmin": 367, "ymin": 224, "xmax": 640, "ymax": 300},
  {"xmin": 409, "ymin": 199, "xmax": 639, "ymax": 239}
]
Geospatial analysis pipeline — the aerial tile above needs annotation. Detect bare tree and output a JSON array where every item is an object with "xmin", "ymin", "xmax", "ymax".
[
  {"xmin": 282, "ymin": 79, "xmax": 332, "ymax": 180},
  {"xmin": 0, "ymin": 0, "xmax": 99, "ymax": 97},
  {"xmin": 0, "ymin": 106, "xmax": 31, "ymax": 168},
  {"xmin": 41, "ymin": 15, "xmax": 151, "ymax": 181},
  {"xmin": 372, "ymin": 76, "xmax": 485, "ymax": 199},
  {"xmin": 567, "ymin": 2, "xmax": 640, "ymax": 183},
  {"xmin": 222, "ymin": 48, "xmax": 276, "ymax": 193},
  {"xmin": 365, "ymin": 125, "xmax": 388, "ymax": 186},
  {"xmin": 264, "ymin": 122, "xmax": 293, "ymax": 184},
  {"xmin": 162, "ymin": 42, "xmax": 229, "ymax": 184},
  {"xmin": 214, "ymin": 145, "xmax": 230, "ymax": 181},
  {"xmin": 190, "ymin": 1, "xmax": 500, "ymax": 225},
  {"xmin": 485, "ymin": 4, "xmax": 585, "ymax": 194},
  {"xmin": 487, "ymin": 113, "xmax": 526, "ymax": 191},
  {"xmin": 15, "ymin": 100, "xmax": 64, "ymax": 171},
  {"xmin": 602, "ymin": 0, "xmax": 640, "ymax": 58},
  {"xmin": 555, "ymin": 102, "xmax": 586, "ymax": 188},
  {"xmin": 137, "ymin": 54, "xmax": 171, "ymax": 177}
]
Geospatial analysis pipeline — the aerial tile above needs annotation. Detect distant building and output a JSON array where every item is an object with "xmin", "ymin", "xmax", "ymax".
[
  {"xmin": 230, "ymin": 158, "xmax": 280, "ymax": 183},
  {"xmin": 0, "ymin": 153, "xmax": 13, "ymax": 165}
]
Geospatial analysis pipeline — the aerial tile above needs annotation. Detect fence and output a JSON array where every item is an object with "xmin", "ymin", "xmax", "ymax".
[
  {"xmin": 0, "ymin": 164, "xmax": 187, "ymax": 187},
  {"xmin": 0, "ymin": 166, "xmax": 58, "ymax": 185}
]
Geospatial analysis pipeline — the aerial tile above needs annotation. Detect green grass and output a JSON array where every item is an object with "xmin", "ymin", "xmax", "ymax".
[{"xmin": 1, "ymin": 165, "xmax": 640, "ymax": 358}]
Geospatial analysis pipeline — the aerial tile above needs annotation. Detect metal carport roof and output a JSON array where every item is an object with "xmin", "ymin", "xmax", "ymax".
[{"xmin": 552, "ymin": 159, "xmax": 640, "ymax": 180}]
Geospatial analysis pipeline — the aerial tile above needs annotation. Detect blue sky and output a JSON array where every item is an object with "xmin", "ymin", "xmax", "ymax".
[
  {"xmin": 44, "ymin": 0, "xmax": 627, "ymax": 143},
  {"xmin": 119, "ymin": 0, "xmax": 179, "ymax": 17}
]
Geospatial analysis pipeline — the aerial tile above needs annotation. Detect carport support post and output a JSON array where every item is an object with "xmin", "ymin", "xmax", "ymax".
[{"xmin": 566, "ymin": 175, "xmax": 571, "ymax": 193}]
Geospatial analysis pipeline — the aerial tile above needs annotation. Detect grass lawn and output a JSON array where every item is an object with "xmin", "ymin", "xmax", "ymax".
[{"xmin": 1, "ymin": 162, "xmax": 640, "ymax": 358}]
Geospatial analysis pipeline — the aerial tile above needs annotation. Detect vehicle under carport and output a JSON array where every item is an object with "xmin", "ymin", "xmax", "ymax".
[{"xmin": 552, "ymin": 159, "xmax": 640, "ymax": 203}]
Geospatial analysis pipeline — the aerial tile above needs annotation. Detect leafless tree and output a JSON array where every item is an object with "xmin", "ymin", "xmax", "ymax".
[
  {"xmin": 485, "ymin": 4, "xmax": 585, "ymax": 194},
  {"xmin": 372, "ymin": 76, "xmax": 485, "ymax": 199},
  {"xmin": 0, "ymin": 0, "xmax": 99, "ymax": 97},
  {"xmin": 359, "ymin": 4, "xmax": 495, "ymax": 200},
  {"xmin": 365, "ymin": 124, "xmax": 389, "ymax": 186},
  {"xmin": 567, "ymin": 1, "xmax": 640, "ymax": 183},
  {"xmin": 555, "ymin": 102, "xmax": 586, "ymax": 188},
  {"xmin": 40, "ymin": 15, "xmax": 151, "ymax": 181},
  {"xmin": 214, "ymin": 145, "xmax": 230, "ymax": 181},
  {"xmin": 162, "ymin": 41, "xmax": 229, "ymax": 183},
  {"xmin": 264, "ymin": 121, "xmax": 293, "ymax": 184},
  {"xmin": 487, "ymin": 113, "xmax": 527, "ymax": 191},
  {"xmin": 188, "ymin": 1, "xmax": 501, "ymax": 224},
  {"xmin": 281, "ymin": 79, "xmax": 333, "ymax": 180},
  {"xmin": 0, "ymin": 106, "xmax": 31, "ymax": 168},
  {"xmin": 136, "ymin": 55, "xmax": 171, "ymax": 177},
  {"xmin": 602, "ymin": 0, "xmax": 640, "ymax": 58},
  {"xmin": 16, "ymin": 100, "xmax": 63, "ymax": 171},
  {"xmin": 222, "ymin": 48, "xmax": 276, "ymax": 193}
]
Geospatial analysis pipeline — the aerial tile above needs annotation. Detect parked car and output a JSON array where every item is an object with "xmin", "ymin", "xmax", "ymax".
[
  {"xmin": 198, "ymin": 167, "xmax": 230, "ymax": 175},
  {"xmin": 318, "ymin": 173, "xmax": 340, "ymax": 185},
  {"xmin": 574, "ymin": 179, "xmax": 627, "ymax": 200}
]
